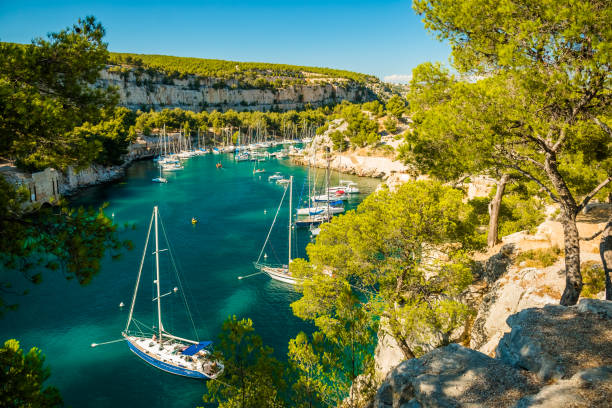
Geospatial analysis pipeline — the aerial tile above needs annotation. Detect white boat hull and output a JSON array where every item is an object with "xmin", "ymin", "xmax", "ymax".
[
  {"xmin": 313, "ymin": 193, "xmax": 349, "ymax": 202},
  {"xmin": 261, "ymin": 266, "xmax": 300, "ymax": 285},
  {"xmin": 296, "ymin": 206, "xmax": 344, "ymax": 215}
]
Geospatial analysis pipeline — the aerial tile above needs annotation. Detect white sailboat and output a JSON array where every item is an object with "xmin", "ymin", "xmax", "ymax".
[
  {"xmin": 254, "ymin": 176, "xmax": 301, "ymax": 285},
  {"xmin": 152, "ymin": 165, "xmax": 168, "ymax": 183},
  {"xmin": 122, "ymin": 206, "xmax": 223, "ymax": 379}
]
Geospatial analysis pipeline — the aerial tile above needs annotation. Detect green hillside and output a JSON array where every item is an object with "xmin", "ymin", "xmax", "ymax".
[{"xmin": 108, "ymin": 52, "xmax": 377, "ymax": 85}]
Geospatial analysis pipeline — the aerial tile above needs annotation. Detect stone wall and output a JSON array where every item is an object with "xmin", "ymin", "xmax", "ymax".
[{"xmin": 28, "ymin": 168, "xmax": 61, "ymax": 204}]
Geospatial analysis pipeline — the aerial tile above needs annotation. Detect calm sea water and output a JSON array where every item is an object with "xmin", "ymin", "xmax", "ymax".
[{"xmin": 0, "ymin": 152, "xmax": 379, "ymax": 407}]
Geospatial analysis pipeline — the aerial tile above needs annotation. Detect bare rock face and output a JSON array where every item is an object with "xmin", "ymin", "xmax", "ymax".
[
  {"xmin": 98, "ymin": 69, "xmax": 376, "ymax": 112},
  {"xmin": 514, "ymin": 366, "xmax": 612, "ymax": 408},
  {"xmin": 374, "ymin": 329, "xmax": 406, "ymax": 380},
  {"xmin": 371, "ymin": 344, "xmax": 538, "ymax": 408},
  {"xmin": 469, "ymin": 263, "xmax": 565, "ymax": 356},
  {"xmin": 369, "ymin": 300, "xmax": 612, "ymax": 408},
  {"xmin": 496, "ymin": 301, "xmax": 612, "ymax": 381},
  {"xmin": 576, "ymin": 298, "xmax": 612, "ymax": 318}
]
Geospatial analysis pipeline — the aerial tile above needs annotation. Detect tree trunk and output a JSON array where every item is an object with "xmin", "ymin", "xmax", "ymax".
[
  {"xmin": 600, "ymin": 218, "xmax": 612, "ymax": 300},
  {"xmin": 544, "ymin": 151, "xmax": 583, "ymax": 306},
  {"xmin": 488, "ymin": 174, "xmax": 509, "ymax": 248},
  {"xmin": 560, "ymin": 211, "xmax": 582, "ymax": 305}
]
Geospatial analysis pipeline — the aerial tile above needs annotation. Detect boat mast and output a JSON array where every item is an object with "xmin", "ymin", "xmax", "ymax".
[
  {"xmin": 288, "ymin": 176, "xmax": 293, "ymax": 265},
  {"xmin": 154, "ymin": 206, "xmax": 163, "ymax": 341},
  {"xmin": 326, "ymin": 147, "xmax": 330, "ymax": 219},
  {"xmin": 124, "ymin": 209, "xmax": 155, "ymax": 333}
]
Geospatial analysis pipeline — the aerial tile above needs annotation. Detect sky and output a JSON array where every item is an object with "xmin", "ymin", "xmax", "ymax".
[{"xmin": 0, "ymin": 0, "xmax": 451, "ymax": 82}]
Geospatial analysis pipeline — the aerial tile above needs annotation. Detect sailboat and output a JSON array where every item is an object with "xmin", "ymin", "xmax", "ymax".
[
  {"xmin": 122, "ymin": 206, "xmax": 223, "ymax": 379},
  {"xmin": 253, "ymin": 160, "xmax": 266, "ymax": 174},
  {"xmin": 152, "ymin": 165, "xmax": 168, "ymax": 183},
  {"xmin": 254, "ymin": 176, "xmax": 301, "ymax": 285}
]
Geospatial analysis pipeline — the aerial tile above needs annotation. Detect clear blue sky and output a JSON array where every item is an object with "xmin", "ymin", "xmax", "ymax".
[{"xmin": 0, "ymin": 0, "xmax": 451, "ymax": 82}]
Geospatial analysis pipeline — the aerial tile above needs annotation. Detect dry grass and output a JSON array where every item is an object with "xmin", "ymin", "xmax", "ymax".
[
  {"xmin": 534, "ymin": 284, "xmax": 561, "ymax": 299},
  {"xmin": 581, "ymin": 261, "xmax": 605, "ymax": 298},
  {"xmin": 515, "ymin": 246, "xmax": 563, "ymax": 268}
]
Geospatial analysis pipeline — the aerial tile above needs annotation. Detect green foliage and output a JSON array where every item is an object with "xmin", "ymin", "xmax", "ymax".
[
  {"xmin": 413, "ymin": 0, "xmax": 612, "ymax": 74},
  {"xmin": 515, "ymin": 247, "xmax": 563, "ymax": 268},
  {"xmin": 411, "ymin": 0, "xmax": 612, "ymax": 208},
  {"xmin": 203, "ymin": 316, "xmax": 287, "ymax": 408},
  {"xmin": 497, "ymin": 193, "xmax": 545, "ymax": 237},
  {"xmin": 362, "ymin": 100, "xmax": 384, "ymax": 118},
  {"xmin": 330, "ymin": 130, "xmax": 348, "ymax": 152},
  {"xmin": 400, "ymin": 63, "xmax": 494, "ymax": 182},
  {"xmin": 108, "ymin": 52, "xmax": 377, "ymax": 90},
  {"xmin": 134, "ymin": 107, "xmax": 330, "ymax": 141},
  {"xmin": 383, "ymin": 117, "xmax": 397, "ymax": 134},
  {"xmin": 291, "ymin": 180, "xmax": 481, "ymax": 368},
  {"xmin": 68, "ymin": 107, "xmax": 137, "ymax": 166},
  {"xmin": 0, "ymin": 178, "xmax": 130, "ymax": 314},
  {"xmin": 337, "ymin": 104, "xmax": 379, "ymax": 147},
  {"xmin": 385, "ymin": 95, "xmax": 407, "ymax": 120},
  {"xmin": 289, "ymin": 275, "xmax": 377, "ymax": 407},
  {"xmin": 581, "ymin": 261, "xmax": 606, "ymax": 298},
  {"xmin": 469, "ymin": 183, "xmax": 546, "ymax": 238},
  {"xmin": 0, "ymin": 19, "xmax": 131, "ymax": 314},
  {"xmin": 0, "ymin": 339, "xmax": 62, "ymax": 407},
  {"xmin": 0, "ymin": 17, "xmax": 119, "ymax": 171}
]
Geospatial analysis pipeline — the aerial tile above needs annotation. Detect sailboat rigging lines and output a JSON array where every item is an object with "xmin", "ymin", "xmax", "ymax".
[
  {"xmin": 254, "ymin": 176, "xmax": 302, "ymax": 285},
  {"xmin": 122, "ymin": 206, "xmax": 223, "ymax": 379}
]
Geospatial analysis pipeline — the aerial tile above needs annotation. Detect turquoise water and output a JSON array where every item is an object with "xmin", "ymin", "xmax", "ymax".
[{"xmin": 0, "ymin": 153, "xmax": 379, "ymax": 407}]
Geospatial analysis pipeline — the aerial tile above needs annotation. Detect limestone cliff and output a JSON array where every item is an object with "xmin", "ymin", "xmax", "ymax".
[
  {"xmin": 364, "ymin": 205, "xmax": 611, "ymax": 407},
  {"xmin": 97, "ymin": 67, "xmax": 381, "ymax": 112},
  {"xmin": 370, "ymin": 300, "xmax": 612, "ymax": 408}
]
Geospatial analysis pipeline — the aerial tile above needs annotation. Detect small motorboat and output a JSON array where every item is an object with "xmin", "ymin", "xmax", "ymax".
[{"xmin": 329, "ymin": 180, "xmax": 360, "ymax": 194}]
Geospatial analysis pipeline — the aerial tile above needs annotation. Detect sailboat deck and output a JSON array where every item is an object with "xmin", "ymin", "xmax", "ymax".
[{"xmin": 127, "ymin": 336, "xmax": 222, "ymax": 379}]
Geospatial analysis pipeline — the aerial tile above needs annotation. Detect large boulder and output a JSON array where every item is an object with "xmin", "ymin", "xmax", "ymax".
[
  {"xmin": 514, "ymin": 366, "xmax": 612, "ymax": 408},
  {"xmin": 371, "ymin": 344, "xmax": 538, "ymax": 408},
  {"xmin": 496, "ymin": 301, "xmax": 612, "ymax": 381}
]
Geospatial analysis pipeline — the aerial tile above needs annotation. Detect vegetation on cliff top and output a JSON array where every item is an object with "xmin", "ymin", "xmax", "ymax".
[{"xmin": 108, "ymin": 52, "xmax": 378, "ymax": 90}]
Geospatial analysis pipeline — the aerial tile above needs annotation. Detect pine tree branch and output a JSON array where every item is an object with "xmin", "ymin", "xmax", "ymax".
[
  {"xmin": 592, "ymin": 116, "xmax": 612, "ymax": 139},
  {"xmin": 506, "ymin": 163, "xmax": 559, "ymax": 203},
  {"xmin": 580, "ymin": 228, "xmax": 604, "ymax": 241},
  {"xmin": 577, "ymin": 176, "xmax": 612, "ymax": 213}
]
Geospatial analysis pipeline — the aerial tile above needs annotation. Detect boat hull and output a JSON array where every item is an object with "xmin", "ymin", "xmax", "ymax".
[
  {"xmin": 125, "ymin": 338, "xmax": 208, "ymax": 379},
  {"xmin": 261, "ymin": 266, "xmax": 300, "ymax": 285}
]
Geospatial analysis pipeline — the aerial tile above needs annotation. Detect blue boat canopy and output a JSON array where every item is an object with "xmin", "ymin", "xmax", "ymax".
[
  {"xmin": 331, "ymin": 200, "xmax": 343, "ymax": 206},
  {"xmin": 182, "ymin": 341, "xmax": 213, "ymax": 356}
]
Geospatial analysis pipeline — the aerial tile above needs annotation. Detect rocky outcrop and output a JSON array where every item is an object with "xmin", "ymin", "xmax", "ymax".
[
  {"xmin": 3, "ymin": 138, "xmax": 155, "ymax": 202},
  {"xmin": 372, "ymin": 343, "xmax": 539, "ymax": 408},
  {"xmin": 496, "ymin": 302, "xmax": 612, "ymax": 381},
  {"xmin": 98, "ymin": 68, "xmax": 377, "ymax": 112},
  {"xmin": 514, "ymin": 366, "xmax": 612, "ymax": 408},
  {"xmin": 58, "ymin": 163, "xmax": 127, "ymax": 195},
  {"xmin": 370, "ymin": 299, "xmax": 612, "ymax": 408},
  {"xmin": 292, "ymin": 151, "xmax": 409, "ymax": 178},
  {"xmin": 292, "ymin": 120, "xmax": 411, "ymax": 179}
]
